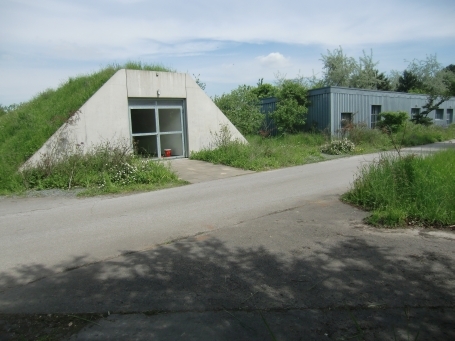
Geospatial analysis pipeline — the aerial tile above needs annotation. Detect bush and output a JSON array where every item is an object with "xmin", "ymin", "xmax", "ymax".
[
  {"xmin": 251, "ymin": 83, "xmax": 277, "ymax": 99},
  {"xmin": 273, "ymin": 80, "xmax": 309, "ymax": 134},
  {"xmin": 213, "ymin": 85, "xmax": 263, "ymax": 135},
  {"xmin": 272, "ymin": 98, "xmax": 307, "ymax": 134},
  {"xmin": 377, "ymin": 111, "xmax": 409, "ymax": 133},
  {"xmin": 321, "ymin": 138, "xmax": 356, "ymax": 155}
]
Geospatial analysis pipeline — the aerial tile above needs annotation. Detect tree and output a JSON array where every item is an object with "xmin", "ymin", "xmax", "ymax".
[
  {"xmin": 321, "ymin": 47, "xmax": 390, "ymax": 90},
  {"xmin": 395, "ymin": 70, "xmax": 423, "ymax": 93},
  {"xmin": 443, "ymin": 64, "xmax": 455, "ymax": 95},
  {"xmin": 213, "ymin": 85, "xmax": 263, "ymax": 135},
  {"xmin": 321, "ymin": 46, "xmax": 357, "ymax": 87},
  {"xmin": 405, "ymin": 55, "xmax": 455, "ymax": 124},
  {"xmin": 375, "ymin": 71, "xmax": 392, "ymax": 91}
]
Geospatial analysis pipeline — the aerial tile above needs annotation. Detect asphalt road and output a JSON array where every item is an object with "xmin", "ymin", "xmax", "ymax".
[
  {"xmin": 0, "ymin": 153, "xmax": 378, "ymax": 288},
  {"xmin": 1, "ymin": 143, "xmax": 454, "ymax": 340}
]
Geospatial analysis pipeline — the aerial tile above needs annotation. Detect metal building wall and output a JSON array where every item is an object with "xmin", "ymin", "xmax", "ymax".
[
  {"xmin": 260, "ymin": 97, "xmax": 279, "ymax": 136},
  {"xmin": 308, "ymin": 87, "xmax": 455, "ymax": 135},
  {"xmin": 306, "ymin": 88, "xmax": 331, "ymax": 133}
]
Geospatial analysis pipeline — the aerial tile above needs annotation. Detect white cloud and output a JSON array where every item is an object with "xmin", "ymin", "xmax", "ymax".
[
  {"xmin": 1, "ymin": 0, "xmax": 454, "ymax": 103},
  {"xmin": 2, "ymin": 0, "xmax": 454, "ymax": 59},
  {"xmin": 256, "ymin": 53, "xmax": 290, "ymax": 68}
]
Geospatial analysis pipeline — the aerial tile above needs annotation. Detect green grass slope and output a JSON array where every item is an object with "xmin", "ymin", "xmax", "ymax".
[{"xmin": 0, "ymin": 63, "xmax": 173, "ymax": 193}]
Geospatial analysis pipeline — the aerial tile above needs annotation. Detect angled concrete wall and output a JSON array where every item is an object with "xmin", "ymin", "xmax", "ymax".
[
  {"xmin": 185, "ymin": 74, "xmax": 244, "ymax": 150},
  {"xmin": 24, "ymin": 70, "xmax": 245, "ymax": 167}
]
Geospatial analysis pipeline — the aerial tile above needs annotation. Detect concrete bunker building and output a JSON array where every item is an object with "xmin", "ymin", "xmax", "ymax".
[{"xmin": 25, "ymin": 70, "xmax": 245, "ymax": 166}]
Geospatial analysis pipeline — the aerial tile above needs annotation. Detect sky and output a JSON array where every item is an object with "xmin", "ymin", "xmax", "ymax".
[{"xmin": 1, "ymin": 0, "xmax": 454, "ymax": 105}]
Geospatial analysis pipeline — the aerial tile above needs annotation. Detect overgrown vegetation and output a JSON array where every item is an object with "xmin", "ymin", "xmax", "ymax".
[
  {"xmin": 376, "ymin": 111, "xmax": 409, "ymax": 133},
  {"xmin": 213, "ymin": 76, "xmax": 310, "ymax": 136},
  {"xmin": 19, "ymin": 140, "xmax": 185, "ymax": 196},
  {"xmin": 192, "ymin": 121, "xmax": 455, "ymax": 176},
  {"xmin": 342, "ymin": 150, "xmax": 455, "ymax": 227},
  {"xmin": 321, "ymin": 138, "xmax": 356, "ymax": 155},
  {"xmin": 340, "ymin": 119, "xmax": 455, "ymax": 153},
  {"xmin": 272, "ymin": 79, "xmax": 309, "ymax": 134},
  {"xmin": 0, "ymin": 62, "xmax": 177, "ymax": 194},
  {"xmin": 212, "ymin": 85, "xmax": 264, "ymax": 135},
  {"xmin": 191, "ymin": 130, "xmax": 325, "ymax": 171}
]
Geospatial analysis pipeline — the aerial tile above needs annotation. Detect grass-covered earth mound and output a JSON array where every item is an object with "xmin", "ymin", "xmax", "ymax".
[{"xmin": 0, "ymin": 62, "xmax": 183, "ymax": 195}]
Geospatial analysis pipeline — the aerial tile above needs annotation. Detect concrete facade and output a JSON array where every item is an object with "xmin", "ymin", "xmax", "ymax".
[
  {"xmin": 307, "ymin": 87, "xmax": 455, "ymax": 135},
  {"xmin": 24, "ymin": 70, "xmax": 245, "ymax": 166}
]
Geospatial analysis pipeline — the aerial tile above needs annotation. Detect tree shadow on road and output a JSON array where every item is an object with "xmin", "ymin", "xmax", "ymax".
[{"xmin": 1, "ymin": 232, "xmax": 454, "ymax": 340}]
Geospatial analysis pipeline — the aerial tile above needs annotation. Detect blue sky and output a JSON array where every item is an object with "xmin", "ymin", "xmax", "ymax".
[{"xmin": 1, "ymin": 0, "xmax": 454, "ymax": 105}]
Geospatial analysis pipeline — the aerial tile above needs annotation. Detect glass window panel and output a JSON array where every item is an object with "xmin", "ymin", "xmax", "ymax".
[
  {"xmin": 435, "ymin": 109, "xmax": 444, "ymax": 120},
  {"xmin": 160, "ymin": 134, "xmax": 183, "ymax": 157},
  {"xmin": 131, "ymin": 109, "xmax": 156, "ymax": 134},
  {"xmin": 159, "ymin": 108, "xmax": 182, "ymax": 132},
  {"xmin": 132, "ymin": 135, "xmax": 158, "ymax": 157}
]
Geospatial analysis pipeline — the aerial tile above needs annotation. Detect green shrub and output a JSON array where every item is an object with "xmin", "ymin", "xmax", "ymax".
[
  {"xmin": 272, "ymin": 98, "xmax": 307, "ymax": 134},
  {"xmin": 251, "ymin": 83, "xmax": 277, "ymax": 99},
  {"xmin": 321, "ymin": 138, "xmax": 355, "ymax": 155},
  {"xmin": 273, "ymin": 80, "xmax": 309, "ymax": 134},
  {"xmin": 377, "ymin": 111, "xmax": 409, "ymax": 133},
  {"xmin": 213, "ymin": 85, "xmax": 263, "ymax": 135}
]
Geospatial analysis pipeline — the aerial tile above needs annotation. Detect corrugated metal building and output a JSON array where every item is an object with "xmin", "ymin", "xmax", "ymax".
[{"xmin": 307, "ymin": 87, "xmax": 455, "ymax": 135}]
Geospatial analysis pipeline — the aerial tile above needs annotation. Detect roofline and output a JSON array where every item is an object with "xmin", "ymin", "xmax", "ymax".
[{"xmin": 307, "ymin": 86, "xmax": 455, "ymax": 100}]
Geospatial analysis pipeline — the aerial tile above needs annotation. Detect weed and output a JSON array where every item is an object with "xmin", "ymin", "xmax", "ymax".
[
  {"xmin": 191, "ymin": 131, "xmax": 325, "ymax": 171},
  {"xmin": 321, "ymin": 138, "xmax": 356, "ymax": 155},
  {"xmin": 19, "ymin": 139, "xmax": 184, "ymax": 195},
  {"xmin": 210, "ymin": 124, "xmax": 235, "ymax": 149},
  {"xmin": 342, "ymin": 149, "xmax": 455, "ymax": 227}
]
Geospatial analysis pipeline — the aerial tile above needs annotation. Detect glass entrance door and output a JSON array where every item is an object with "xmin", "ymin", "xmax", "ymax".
[{"xmin": 129, "ymin": 100, "xmax": 186, "ymax": 158}]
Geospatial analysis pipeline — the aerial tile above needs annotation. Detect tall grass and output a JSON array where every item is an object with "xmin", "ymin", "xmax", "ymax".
[
  {"xmin": 342, "ymin": 122, "xmax": 455, "ymax": 154},
  {"xmin": 191, "ymin": 133, "xmax": 325, "ymax": 171},
  {"xmin": 342, "ymin": 150, "xmax": 455, "ymax": 227},
  {"xmin": 19, "ymin": 141, "xmax": 185, "ymax": 196},
  {"xmin": 400, "ymin": 123, "xmax": 455, "ymax": 146},
  {"xmin": 0, "ymin": 63, "xmax": 173, "ymax": 194}
]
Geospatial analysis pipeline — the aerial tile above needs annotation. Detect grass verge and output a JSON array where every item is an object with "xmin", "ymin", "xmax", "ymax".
[
  {"xmin": 342, "ymin": 149, "xmax": 455, "ymax": 227},
  {"xmin": 191, "ymin": 124, "xmax": 455, "ymax": 172},
  {"xmin": 191, "ymin": 133, "xmax": 326, "ymax": 171}
]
